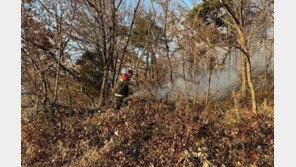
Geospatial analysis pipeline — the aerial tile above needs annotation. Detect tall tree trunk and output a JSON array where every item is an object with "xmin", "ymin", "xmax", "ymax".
[
  {"xmin": 153, "ymin": 52, "xmax": 157, "ymax": 81},
  {"xmin": 195, "ymin": 78, "xmax": 201, "ymax": 100},
  {"xmin": 206, "ymin": 69, "xmax": 212, "ymax": 104},
  {"xmin": 53, "ymin": 15, "xmax": 63, "ymax": 105},
  {"xmin": 145, "ymin": 52, "xmax": 149, "ymax": 78},
  {"xmin": 98, "ymin": 65, "xmax": 108, "ymax": 106},
  {"xmin": 42, "ymin": 80, "xmax": 48, "ymax": 108},
  {"xmin": 245, "ymin": 56, "xmax": 257, "ymax": 114},
  {"xmin": 193, "ymin": 54, "xmax": 200, "ymax": 100},
  {"xmin": 167, "ymin": 52, "xmax": 173, "ymax": 84},
  {"xmin": 233, "ymin": 89, "xmax": 239, "ymax": 111},
  {"xmin": 238, "ymin": 0, "xmax": 246, "ymax": 98},
  {"xmin": 240, "ymin": 52, "xmax": 247, "ymax": 98},
  {"xmin": 263, "ymin": 42, "xmax": 273, "ymax": 107},
  {"xmin": 163, "ymin": 0, "xmax": 173, "ymax": 84},
  {"xmin": 151, "ymin": 52, "xmax": 154, "ymax": 79},
  {"xmin": 149, "ymin": 52, "xmax": 153, "ymax": 81},
  {"xmin": 182, "ymin": 55, "xmax": 186, "ymax": 85},
  {"xmin": 264, "ymin": 42, "xmax": 273, "ymax": 94},
  {"xmin": 135, "ymin": 63, "xmax": 139, "ymax": 84},
  {"xmin": 53, "ymin": 53, "xmax": 61, "ymax": 105},
  {"xmin": 66, "ymin": 79, "xmax": 72, "ymax": 107},
  {"xmin": 112, "ymin": 60, "xmax": 117, "ymax": 88},
  {"xmin": 263, "ymin": 69, "xmax": 268, "ymax": 95}
]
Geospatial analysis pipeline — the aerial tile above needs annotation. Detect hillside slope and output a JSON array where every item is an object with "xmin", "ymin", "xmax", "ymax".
[{"xmin": 22, "ymin": 96, "xmax": 274, "ymax": 167}]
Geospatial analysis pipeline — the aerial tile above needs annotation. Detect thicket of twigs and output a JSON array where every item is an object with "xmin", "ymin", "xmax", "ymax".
[{"xmin": 22, "ymin": 91, "xmax": 273, "ymax": 167}]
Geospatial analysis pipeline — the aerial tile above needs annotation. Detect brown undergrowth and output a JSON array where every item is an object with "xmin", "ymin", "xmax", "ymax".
[{"xmin": 22, "ymin": 93, "xmax": 273, "ymax": 167}]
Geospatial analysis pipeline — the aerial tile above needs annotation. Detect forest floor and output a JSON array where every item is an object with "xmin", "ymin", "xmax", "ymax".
[{"xmin": 21, "ymin": 92, "xmax": 274, "ymax": 167}]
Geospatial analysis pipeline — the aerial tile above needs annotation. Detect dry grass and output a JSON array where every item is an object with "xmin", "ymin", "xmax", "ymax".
[{"xmin": 22, "ymin": 92, "xmax": 273, "ymax": 167}]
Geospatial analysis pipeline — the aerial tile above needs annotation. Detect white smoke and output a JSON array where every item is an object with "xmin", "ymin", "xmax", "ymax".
[{"xmin": 155, "ymin": 43, "xmax": 274, "ymax": 99}]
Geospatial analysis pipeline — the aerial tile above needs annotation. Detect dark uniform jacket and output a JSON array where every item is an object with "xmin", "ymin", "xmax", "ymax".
[{"xmin": 114, "ymin": 74, "xmax": 131, "ymax": 97}]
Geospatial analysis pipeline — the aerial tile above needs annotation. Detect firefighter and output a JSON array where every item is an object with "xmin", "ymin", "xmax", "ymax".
[{"xmin": 114, "ymin": 69, "xmax": 134, "ymax": 109}]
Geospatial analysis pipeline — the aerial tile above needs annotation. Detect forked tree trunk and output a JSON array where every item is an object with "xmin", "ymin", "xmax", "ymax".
[
  {"xmin": 221, "ymin": 0, "xmax": 257, "ymax": 113},
  {"xmin": 238, "ymin": 32, "xmax": 257, "ymax": 114}
]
